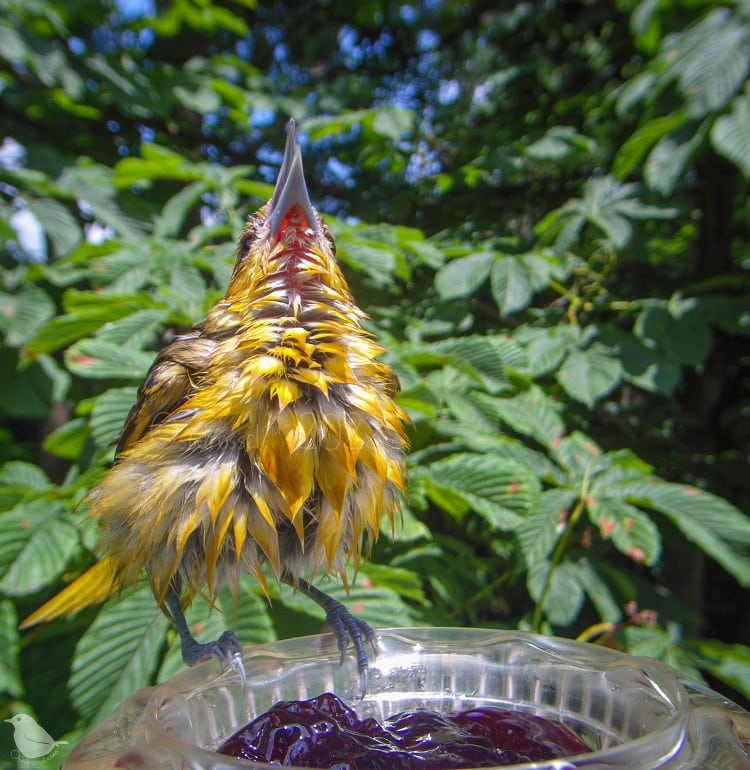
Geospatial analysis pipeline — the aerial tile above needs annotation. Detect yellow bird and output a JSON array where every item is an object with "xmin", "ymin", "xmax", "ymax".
[{"xmin": 22, "ymin": 121, "xmax": 410, "ymax": 685}]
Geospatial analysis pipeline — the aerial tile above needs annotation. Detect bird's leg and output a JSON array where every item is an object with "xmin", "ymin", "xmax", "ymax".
[
  {"xmin": 165, "ymin": 588, "xmax": 246, "ymax": 687},
  {"xmin": 288, "ymin": 577, "xmax": 378, "ymax": 693}
]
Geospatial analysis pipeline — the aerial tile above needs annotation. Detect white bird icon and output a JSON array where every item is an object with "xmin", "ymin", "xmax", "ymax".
[{"xmin": 5, "ymin": 714, "xmax": 68, "ymax": 759}]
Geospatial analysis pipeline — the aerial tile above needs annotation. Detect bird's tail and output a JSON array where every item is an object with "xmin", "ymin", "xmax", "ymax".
[{"xmin": 19, "ymin": 556, "xmax": 119, "ymax": 629}]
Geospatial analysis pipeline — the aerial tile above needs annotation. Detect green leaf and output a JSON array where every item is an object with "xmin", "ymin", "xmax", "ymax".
[
  {"xmin": 26, "ymin": 297, "xmax": 150, "ymax": 356},
  {"xmin": 619, "ymin": 480, "xmax": 750, "ymax": 586},
  {"xmin": 174, "ymin": 85, "xmax": 222, "ymax": 115},
  {"xmin": 622, "ymin": 626, "xmax": 671, "ymax": 658},
  {"xmin": 423, "ymin": 453, "xmax": 540, "ymax": 530},
  {"xmin": 43, "ymin": 417, "xmax": 90, "ymax": 460},
  {"xmin": 634, "ymin": 301, "xmax": 712, "ymax": 367},
  {"xmin": 381, "ymin": 504, "xmax": 431, "ymax": 542},
  {"xmin": 26, "ymin": 197, "xmax": 83, "ymax": 257},
  {"xmin": 89, "ymin": 387, "xmax": 138, "ymax": 449},
  {"xmin": 615, "ymin": 72, "xmax": 656, "ymax": 116},
  {"xmin": 520, "ymin": 249, "xmax": 577, "ymax": 291},
  {"xmin": 516, "ymin": 488, "xmax": 575, "ymax": 567},
  {"xmin": 218, "ymin": 579, "xmax": 278, "ymax": 645},
  {"xmin": 711, "ymin": 90, "xmax": 750, "ymax": 179},
  {"xmin": 474, "ymin": 387, "xmax": 564, "ymax": 447},
  {"xmin": 645, "ymin": 131, "xmax": 702, "ymax": 196},
  {"xmin": 0, "ymin": 599, "xmax": 23, "ymax": 697},
  {"xmin": 360, "ymin": 562, "xmax": 427, "ymax": 603},
  {"xmin": 59, "ymin": 164, "xmax": 147, "ymax": 239},
  {"xmin": 690, "ymin": 639, "xmax": 750, "ymax": 701},
  {"xmin": 70, "ymin": 582, "xmax": 169, "ymax": 723},
  {"xmin": 94, "ymin": 308, "xmax": 167, "ymax": 348},
  {"xmin": 576, "ymin": 557, "xmax": 623, "ymax": 623},
  {"xmin": 0, "ymin": 500, "xmax": 79, "ymax": 595},
  {"xmin": 588, "ymin": 497, "xmax": 661, "ymax": 565},
  {"xmin": 311, "ymin": 578, "xmax": 418, "ymax": 629},
  {"xmin": 434, "ymin": 251, "xmax": 494, "ymax": 300},
  {"xmin": 557, "ymin": 345, "xmax": 623, "ymax": 407},
  {"xmin": 527, "ymin": 559, "xmax": 585, "ymax": 627},
  {"xmin": 371, "ymin": 106, "xmax": 414, "ymax": 140},
  {"xmin": 597, "ymin": 324, "xmax": 681, "ymax": 396},
  {"xmin": 526, "ymin": 126, "xmax": 594, "ymax": 161},
  {"xmin": 490, "ymin": 256, "xmax": 533, "ymax": 316},
  {"xmin": 154, "ymin": 181, "xmax": 207, "ymax": 238},
  {"xmin": 670, "ymin": 8, "xmax": 750, "ymax": 118},
  {"xmin": 0, "ymin": 461, "xmax": 51, "ymax": 490},
  {"xmin": 65, "ymin": 339, "xmax": 155, "ymax": 380},
  {"xmin": 335, "ymin": 233, "xmax": 398, "ymax": 286},
  {"xmin": 0, "ymin": 285, "xmax": 56, "ymax": 347},
  {"xmin": 553, "ymin": 432, "xmax": 603, "ymax": 481},
  {"xmin": 614, "ymin": 114, "xmax": 686, "ymax": 179},
  {"xmin": 167, "ymin": 262, "xmax": 207, "ymax": 317},
  {"xmin": 427, "ymin": 335, "xmax": 523, "ymax": 394},
  {"xmin": 517, "ymin": 326, "xmax": 576, "ymax": 378}
]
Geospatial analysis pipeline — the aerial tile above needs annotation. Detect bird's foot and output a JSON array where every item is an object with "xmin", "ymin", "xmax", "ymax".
[
  {"xmin": 182, "ymin": 630, "xmax": 246, "ymax": 688},
  {"xmin": 290, "ymin": 579, "xmax": 378, "ymax": 696},
  {"xmin": 325, "ymin": 601, "xmax": 378, "ymax": 695}
]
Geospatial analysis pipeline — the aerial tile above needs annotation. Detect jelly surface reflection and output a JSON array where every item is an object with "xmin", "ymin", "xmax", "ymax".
[{"xmin": 218, "ymin": 692, "xmax": 591, "ymax": 768}]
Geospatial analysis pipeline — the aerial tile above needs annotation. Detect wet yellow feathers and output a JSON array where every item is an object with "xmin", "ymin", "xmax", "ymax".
[{"xmin": 21, "ymin": 136, "xmax": 409, "ymax": 630}]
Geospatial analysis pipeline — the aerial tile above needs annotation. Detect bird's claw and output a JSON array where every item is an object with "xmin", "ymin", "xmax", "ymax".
[
  {"xmin": 182, "ymin": 630, "xmax": 246, "ymax": 688},
  {"xmin": 327, "ymin": 607, "xmax": 378, "ymax": 696}
]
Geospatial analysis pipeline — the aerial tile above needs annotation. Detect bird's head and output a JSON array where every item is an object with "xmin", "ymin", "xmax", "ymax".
[
  {"xmin": 5, "ymin": 714, "xmax": 35, "ymax": 726},
  {"xmin": 227, "ymin": 120, "xmax": 347, "ymax": 301}
]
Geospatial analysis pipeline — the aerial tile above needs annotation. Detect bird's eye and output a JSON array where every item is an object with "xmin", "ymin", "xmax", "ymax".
[{"xmin": 323, "ymin": 226, "xmax": 336, "ymax": 256}]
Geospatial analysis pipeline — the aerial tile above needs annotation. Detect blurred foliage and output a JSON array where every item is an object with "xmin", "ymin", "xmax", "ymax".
[{"xmin": 1, "ymin": 0, "xmax": 750, "ymax": 763}]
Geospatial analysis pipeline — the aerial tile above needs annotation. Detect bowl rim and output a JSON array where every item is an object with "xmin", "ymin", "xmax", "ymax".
[{"xmin": 139, "ymin": 626, "xmax": 691, "ymax": 770}]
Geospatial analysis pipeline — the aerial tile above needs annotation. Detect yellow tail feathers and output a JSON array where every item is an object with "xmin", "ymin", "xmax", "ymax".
[{"xmin": 20, "ymin": 557, "xmax": 119, "ymax": 629}]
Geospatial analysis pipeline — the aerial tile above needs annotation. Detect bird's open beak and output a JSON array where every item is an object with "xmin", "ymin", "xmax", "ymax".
[{"xmin": 269, "ymin": 119, "xmax": 318, "ymax": 240}]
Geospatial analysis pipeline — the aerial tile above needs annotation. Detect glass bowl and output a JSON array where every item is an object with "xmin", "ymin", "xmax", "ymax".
[{"xmin": 63, "ymin": 627, "xmax": 750, "ymax": 769}]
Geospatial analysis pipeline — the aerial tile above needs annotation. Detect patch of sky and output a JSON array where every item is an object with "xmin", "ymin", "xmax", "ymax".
[
  {"xmin": 256, "ymin": 144, "xmax": 284, "ymax": 183},
  {"xmin": 438, "ymin": 78, "xmax": 460, "ymax": 104},
  {"xmin": 138, "ymin": 125, "xmax": 155, "ymax": 143},
  {"xmin": 405, "ymin": 141, "xmax": 442, "ymax": 184},
  {"xmin": 68, "ymin": 37, "xmax": 87, "ymax": 55},
  {"xmin": 249, "ymin": 108, "xmax": 276, "ymax": 128},
  {"xmin": 400, "ymin": 5, "xmax": 418, "ymax": 24},
  {"xmin": 116, "ymin": 0, "xmax": 155, "ymax": 21},
  {"xmin": 85, "ymin": 222, "xmax": 115, "ymax": 245},
  {"xmin": 236, "ymin": 39, "xmax": 252, "ymax": 60},
  {"xmin": 416, "ymin": 29, "xmax": 439, "ymax": 53},
  {"xmin": 0, "ymin": 138, "xmax": 25, "ymax": 170},
  {"xmin": 10, "ymin": 205, "xmax": 47, "ymax": 262},
  {"xmin": 324, "ymin": 157, "xmax": 355, "ymax": 189}
]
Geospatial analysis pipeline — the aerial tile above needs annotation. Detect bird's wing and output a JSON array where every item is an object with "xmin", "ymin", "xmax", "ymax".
[
  {"xmin": 116, "ymin": 330, "xmax": 219, "ymax": 453},
  {"xmin": 19, "ymin": 557, "xmax": 120, "ymax": 628},
  {"xmin": 22, "ymin": 725, "xmax": 55, "ymax": 743}
]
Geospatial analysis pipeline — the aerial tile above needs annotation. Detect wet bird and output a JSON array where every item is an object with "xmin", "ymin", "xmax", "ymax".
[
  {"xmin": 5, "ymin": 714, "xmax": 68, "ymax": 759},
  {"xmin": 21, "ymin": 121, "xmax": 410, "ymax": 686}
]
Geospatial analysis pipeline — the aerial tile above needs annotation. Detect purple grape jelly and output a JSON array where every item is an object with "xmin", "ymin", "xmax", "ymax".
[{"xmin": 217, "ymin": 692, "xmax": 591, "ymax": 768}]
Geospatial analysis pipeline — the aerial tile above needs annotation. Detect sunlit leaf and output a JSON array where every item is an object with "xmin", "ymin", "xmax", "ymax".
[
  {"xmin": 70, "ymin": 583, "xmax": 168, "ymax": 723},
  {"xmin": 711, "ymin": 90, "xmax": 750, "ymax": 179},
  {"xmin": 618, "ymin": 480, "xmax": 750, "ymax": 586},
  {"xmin": 588, "ymin": 497, "xmax": 661, "ymax": 565},
  {"xmin": 434, "ymin": 252, "xmax": 494, "ymax": 300},
  {"xmin": 527, "ymin": 559, "xmax": 585, "ymax": 627},
  {"xmin": 557, "ymin": 345, "xmax": 623, "ymax": 407},
  {"xmin": 0, "ymin": 500, "xmax": 79, "ymax": 595},
  {"xmin": 490, "ymin": 256, "xmax": 533, "ymax": 316}
]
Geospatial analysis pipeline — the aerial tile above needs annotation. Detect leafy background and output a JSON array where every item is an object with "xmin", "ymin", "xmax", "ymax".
[{"xmin": 2, "ymin": 0, "xmax": 750, "ymax": 766}]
